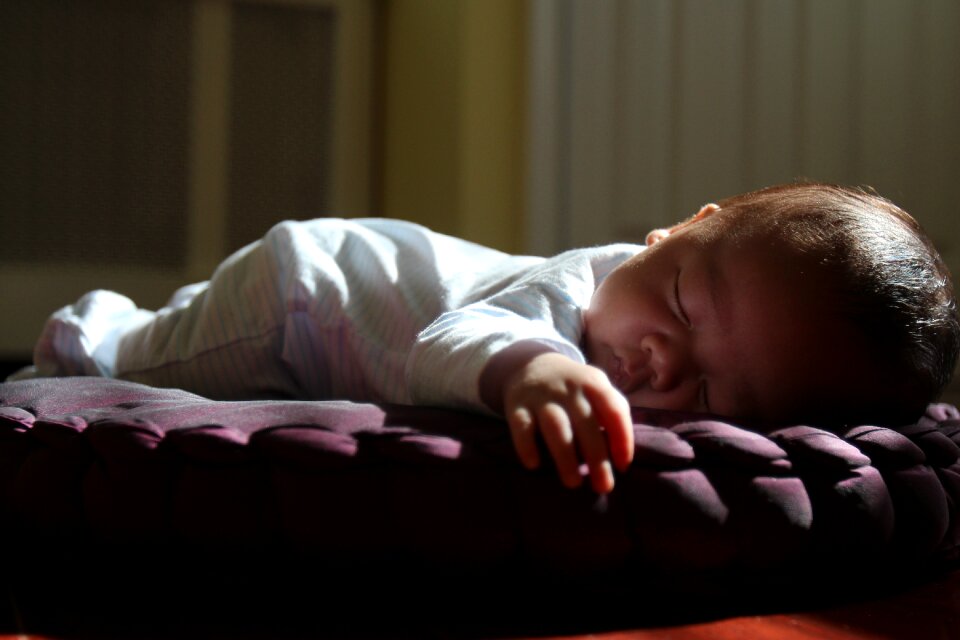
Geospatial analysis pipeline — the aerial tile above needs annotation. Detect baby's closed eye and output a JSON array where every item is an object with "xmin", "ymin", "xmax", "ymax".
[{"xmin": 672, "ymin": 268, "xmax": 691, "ymax": 327}]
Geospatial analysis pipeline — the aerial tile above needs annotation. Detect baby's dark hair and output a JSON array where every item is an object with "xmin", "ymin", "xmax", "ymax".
[{"xmin": 716, "ymin": 182, "xmax": 959, "ymax": 426}]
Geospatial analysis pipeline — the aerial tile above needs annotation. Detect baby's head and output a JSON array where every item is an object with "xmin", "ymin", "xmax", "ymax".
[{"xmin": 583, "ymin": 182, "xmax": 959, "ymax": 428}]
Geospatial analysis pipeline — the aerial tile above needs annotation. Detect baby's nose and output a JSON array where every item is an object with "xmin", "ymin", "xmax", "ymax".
[{"xmin": 641, "ymin": 333, "xmax": 685, "ymax": 391}]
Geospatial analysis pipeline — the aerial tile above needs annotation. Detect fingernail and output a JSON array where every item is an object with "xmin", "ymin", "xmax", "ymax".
[{"xmin": 602, "ymin": 461, "xmax": 614, "ymax": 489}]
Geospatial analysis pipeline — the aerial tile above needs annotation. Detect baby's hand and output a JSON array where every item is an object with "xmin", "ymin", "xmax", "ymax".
[{"xmin": 485, "ymin": 347, "xmax": 634, "ymax": 494}]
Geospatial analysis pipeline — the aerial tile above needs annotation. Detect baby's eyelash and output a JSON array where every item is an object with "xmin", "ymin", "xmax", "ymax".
[
  {"xmin": 699, "ymin": 379, "xmax": 710, "ymax": 412},
  {"xmin": 673, "ymin": 269, "xmax": 691, "ymax": 327}
]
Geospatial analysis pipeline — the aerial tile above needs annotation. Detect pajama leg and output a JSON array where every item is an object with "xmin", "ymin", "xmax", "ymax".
[{"xmin": 36, "ymin": 238, "xmax": 304, "ymax": 400}]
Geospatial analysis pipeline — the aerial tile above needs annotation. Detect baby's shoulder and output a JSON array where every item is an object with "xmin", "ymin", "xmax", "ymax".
[{"xmin": 552, "ymin": 242, "xmax": 643, "ymax": 267}]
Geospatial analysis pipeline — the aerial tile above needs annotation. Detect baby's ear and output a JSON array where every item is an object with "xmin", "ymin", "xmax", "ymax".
[
  {"xmin": 693, "ymin": 203, "xmax": 721, "ymax": 221},
  {"xmin": 644, "ymin": 228, "xmax": 671, "ymax": 246},
  {"xmin": 645, "ymin": 203, "xmax": 721, "ymax": 246}
]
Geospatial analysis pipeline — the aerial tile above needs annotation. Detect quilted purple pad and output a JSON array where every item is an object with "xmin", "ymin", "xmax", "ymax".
[{"xmin": 2, "ymin": 376, "xmax": 960, "ymax": 591}]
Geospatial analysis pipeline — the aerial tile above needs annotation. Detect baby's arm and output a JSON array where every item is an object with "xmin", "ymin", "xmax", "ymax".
[{"xmin": 479, "ymin": 341, "xmax": 635, "ymax": 494}]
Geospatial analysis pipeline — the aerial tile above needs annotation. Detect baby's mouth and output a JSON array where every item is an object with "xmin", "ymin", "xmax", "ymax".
[
  {"xmin": 610, "ymin": 354, "xmax": 648, "ymax": 395},
  {"xmin": 609, "ymin": 355, "xmax": 627, "ymax": 389},
  {"xmin": 610, "ymin": 355, "xmax": 640, "ymax": 393}
]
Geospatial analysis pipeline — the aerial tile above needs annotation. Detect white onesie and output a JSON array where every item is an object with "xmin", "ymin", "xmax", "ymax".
[{"xmin": 26, "ymin": 218, "xmax": 641, "ymax": 413}]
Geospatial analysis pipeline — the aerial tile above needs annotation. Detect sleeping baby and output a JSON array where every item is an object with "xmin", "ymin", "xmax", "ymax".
[{"xmin": 15, "ymin": 182, "xmax": 959, "ymax": 494}]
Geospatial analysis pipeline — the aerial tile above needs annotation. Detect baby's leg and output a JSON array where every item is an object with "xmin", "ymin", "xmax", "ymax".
[
  {"xmin": 111, "ymin": 241, "xmax": 304, "ymax": 399},
  {"xmin": 35, "ymin": 237, "xmax": 302, "ymax": 400},
  {"xmin": 33, "ymin": 289, "xmax": 155, "ymax": 378}
]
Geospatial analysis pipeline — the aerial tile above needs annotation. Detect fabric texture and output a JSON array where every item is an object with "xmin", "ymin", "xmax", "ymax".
[
  {"xmin": 26, "ymin": 218, "xmax": 640, "ymax": 413},
  {"xmin": 2, "ymin": 376, "xmax": 959, "ymax": 592}
]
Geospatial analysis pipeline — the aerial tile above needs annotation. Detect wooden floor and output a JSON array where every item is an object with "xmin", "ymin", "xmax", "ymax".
[{"xmin": 529, "ymin": 569, "xmax": 960, "ymax": 640}]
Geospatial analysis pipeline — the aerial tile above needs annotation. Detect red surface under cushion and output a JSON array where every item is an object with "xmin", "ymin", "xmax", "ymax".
[{"xmin": 1, "ymin": 376, "xmax": 960, "ymax": 590}]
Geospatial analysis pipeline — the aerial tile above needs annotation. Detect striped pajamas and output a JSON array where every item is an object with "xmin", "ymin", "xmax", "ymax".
[{"xmin": 27, "ymin": 218, "xmax": 641, "ymax": 413}]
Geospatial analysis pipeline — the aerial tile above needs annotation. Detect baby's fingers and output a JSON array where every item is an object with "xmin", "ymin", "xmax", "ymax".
[
  {"xmin": 571, "ymin": 414, "xmax": 616, "ymax": 494},
  {"xmin": 585, "ymin": 383, "xmax": 635, "ymax": 472},
  {"xmin": 507, "ymin": 406, "xmax": 540, "ymax": 470},
  {"xmin": 557, "ymin": 389, "xmax": 617, "ymax": 494},
  {"xmin": 536, "ymin": 403, "xmax": 584, "ymax": 489}
]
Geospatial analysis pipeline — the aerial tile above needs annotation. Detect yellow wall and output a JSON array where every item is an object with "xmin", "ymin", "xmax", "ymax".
[{"xmin": 380, "ymin": 0, "xmax": 526, "ymax": 253}]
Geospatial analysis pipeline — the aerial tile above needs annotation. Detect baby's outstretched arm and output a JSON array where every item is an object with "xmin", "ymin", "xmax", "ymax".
[{"xmin": 479, "ymin": 342, "xmax": 635, "ymax": 494}]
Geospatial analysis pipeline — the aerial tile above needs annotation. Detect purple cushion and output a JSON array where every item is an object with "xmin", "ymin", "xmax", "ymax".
[{"xmin": 2, "ymin": 376, "xmax": 959, "ymax": 590}]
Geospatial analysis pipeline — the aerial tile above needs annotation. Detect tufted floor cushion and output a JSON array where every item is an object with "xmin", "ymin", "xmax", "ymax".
[{"xmin": 2, "ymin": 376, "xmax": 960, "ymax": 611}]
